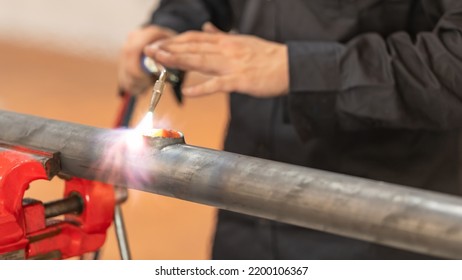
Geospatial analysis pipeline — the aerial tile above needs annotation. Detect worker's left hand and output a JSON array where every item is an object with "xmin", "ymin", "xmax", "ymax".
[{"xmin": 144, "ymin": 23, "xmax": 289, "ymax": 97}]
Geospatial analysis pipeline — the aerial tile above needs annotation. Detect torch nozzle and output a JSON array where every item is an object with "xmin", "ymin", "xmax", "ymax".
[{"xmin": 148, "ymin": 69, "xmax": 168, "ymax": 114}]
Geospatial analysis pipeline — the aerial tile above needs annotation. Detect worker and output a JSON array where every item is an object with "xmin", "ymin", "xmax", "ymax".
[{"xmin": 118, "ymin": 0, "xmax": 462, "ymax": 259}]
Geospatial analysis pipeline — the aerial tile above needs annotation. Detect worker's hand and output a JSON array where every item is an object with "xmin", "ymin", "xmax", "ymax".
[
  {"xmin": 118, "ymin": 25, "xmax": 176, "ymax": 95},
  {"xmin": 144, "ymin": 23, "xmax": 289, "ymax": 98}
]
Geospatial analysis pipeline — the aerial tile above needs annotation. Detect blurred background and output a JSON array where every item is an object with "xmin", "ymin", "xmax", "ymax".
[{"xmin": 0, "ymin": 0, "xmax": 228, "ymax": 259}]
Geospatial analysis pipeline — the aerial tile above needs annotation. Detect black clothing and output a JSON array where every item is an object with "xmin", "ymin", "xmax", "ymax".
[{"xmin": 150, "ymin": 0, "xmax": 462, "ymax": 259}]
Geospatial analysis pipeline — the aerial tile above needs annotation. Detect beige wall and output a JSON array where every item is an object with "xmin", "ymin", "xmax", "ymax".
[
  {"xmin": 0, "ymin": 0, "xmax": 229, "ymax": 258},
  {"xmin": 0, "ymin": 0, "xmax": 160, "ymax": 59}
]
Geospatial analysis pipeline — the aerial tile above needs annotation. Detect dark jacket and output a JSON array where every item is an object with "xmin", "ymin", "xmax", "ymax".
[{"xmin": 150, "ymin": 0, "xmax": 462, "ymax": 259}]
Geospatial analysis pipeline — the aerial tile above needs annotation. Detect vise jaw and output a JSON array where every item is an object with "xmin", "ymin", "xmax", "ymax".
[{"xmin": 0, "ymin": 143, "xmax": 115, "ymax": 260}]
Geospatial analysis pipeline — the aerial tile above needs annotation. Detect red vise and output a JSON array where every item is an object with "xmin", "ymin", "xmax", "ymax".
[{"xmin": 0, "ymin": 146, "xmax": 115, "ymax": 259}]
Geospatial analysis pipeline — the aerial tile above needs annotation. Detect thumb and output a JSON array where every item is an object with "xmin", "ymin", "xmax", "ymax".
[{"xmin": 202, "ymin": 22, "xmax": 223, "ymax": 33}]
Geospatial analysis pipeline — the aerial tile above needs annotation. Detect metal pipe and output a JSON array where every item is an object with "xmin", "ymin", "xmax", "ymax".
[{"xmin": 1, "ymin": 110, "xmax": 462, "ymax": 259}]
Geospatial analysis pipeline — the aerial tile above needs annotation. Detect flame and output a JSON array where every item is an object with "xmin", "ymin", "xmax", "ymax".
[
  {"xmin": 95, "ymin": 111, "xmax": 179, "ymax": 190},
  {"xmin": 124, "ymin": 129, "xmax": 144, "ymax": 150},
  {"xmin": 134, "ymin": 111, "xmax": 181, "ymax": 138},
  {"xmin": 136, "ymin": 111, "xmax": 154, "ymax": 132},
  {"xmin": 113, "ymin": 112, "xmax": 152, "ymax": 152}
]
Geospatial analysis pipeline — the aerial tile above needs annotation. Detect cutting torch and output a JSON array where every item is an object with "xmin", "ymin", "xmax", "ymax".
[
  {"xmin": 143, "ymin": 56, "xmax": 183, "ymax": 105},
  {"xmin": 148, "ymin": 69, "xmax": 168, "ymax": 114}
]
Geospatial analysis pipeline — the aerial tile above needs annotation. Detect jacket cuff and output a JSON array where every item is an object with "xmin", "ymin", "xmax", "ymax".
[
  {"xmin": 287, "ymin": 41, "xmax": 343, "ymax": 137},
  {"xmin": 287, "ymin": 41, "xmax": 342, "ymax": 92}
]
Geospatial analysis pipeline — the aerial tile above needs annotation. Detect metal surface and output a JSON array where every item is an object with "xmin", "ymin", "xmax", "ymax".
[
  {"xmin": 148, "ymin": 69, "xmax": 167, "ymax": 114},
  {"xmin": 44, "ymin": 194, "xmax": 84, "ymax": 219},
  {"xmin": 1, "ymin": 110, "xmax": 462, "ymax": 259},
  {"xmin": 0, "ymin": 249, "xmax": 25, "ymax": 260},
  {"xmin": 115, "ymin": 185, "xmax": 129, "ymax": 204},
  {"xmin": 113, "ymin": 186, "xmax": 131, "ymax": 259},
  {"xmin": 142, "ymin": 56, "xmax": 184, "ymax": 97},
  {"xmin": 114, "ymin": 204, "xmax": 131, "ymax": 260}
]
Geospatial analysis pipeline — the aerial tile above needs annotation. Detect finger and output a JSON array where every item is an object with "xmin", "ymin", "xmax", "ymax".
[
  {"xmin": 124, "ymin": 47, "xmax": 152, "ymax": 86},
  {"xmin": 183, "ymin": 76, "xmax": 234, "ymax": 96},
  {"xmin": 123, "ymin": 28, "xmax": 173, "ymax": 85},
  {"xmin": 124, "ymin": 44, "xmax": 145, "ymax": 83},
  {"xmin": 118, "ymin": 59, "xmax": 142, "ymax": 94},
  {"xmin": 153, "ymin": 50, "xmax": 225, "ymax": 74},
  {"xmin": 143, "ymin": 40, "xmax": 164, "ymax": 57},
  {"xmin": 119, "ymin": 72, "xmax": 150, "ymax": 95},
  {"xmin": 127, "ymin": 77, "xmax": 151, "ymax": 95},
  {"xmin": 202, "ymin": 22, "xmax": 223, "ymax": 33},
  {"xmin": 159, "ymin": 42, "xmax": 219, "ymax": 54},
  {"xmin": 160, "ymin": 30, "xmax": 222, "ymax": 44},
  {"xmin": 144, "ymin": 32, "xmax": 224, "ymax": 57},
  {"xmin": 120, "ymin": 57, "xmax": 150, "ymax": 93}
]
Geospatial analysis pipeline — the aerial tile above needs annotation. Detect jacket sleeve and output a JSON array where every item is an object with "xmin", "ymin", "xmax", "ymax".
[
  {"xmin": 148, "ymin": 0, "xmax": 232, "ymax": 33},
  {"xmin": 288, "ymin": 1, "xmax": 462, "ymax": 136}
]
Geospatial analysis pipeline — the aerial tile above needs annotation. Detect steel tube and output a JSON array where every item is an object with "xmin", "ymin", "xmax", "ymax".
[{"xmin": 1, "ymin": 110, "xmax": 462, "ymax": 259}]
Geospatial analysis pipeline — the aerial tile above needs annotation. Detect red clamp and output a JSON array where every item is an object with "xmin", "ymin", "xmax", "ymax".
[{"xmin": 0, "ymin": 145, "xmax": 115, "ymax": 259}]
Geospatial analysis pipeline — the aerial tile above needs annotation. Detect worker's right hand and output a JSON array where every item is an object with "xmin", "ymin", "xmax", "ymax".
[{"xmin": 118, "ymin": 25, "xmax": 176, "ymax": 95}]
